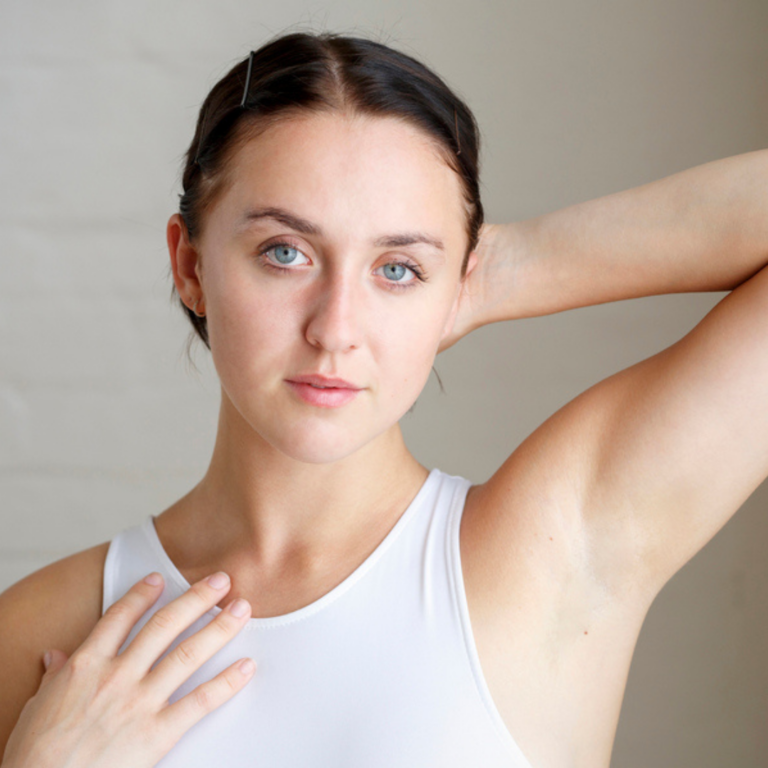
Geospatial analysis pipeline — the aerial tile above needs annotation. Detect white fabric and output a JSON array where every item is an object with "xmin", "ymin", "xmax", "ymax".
[{"xmin": 103, "ymin": 468, "xmax": 534, "ymax": 767}]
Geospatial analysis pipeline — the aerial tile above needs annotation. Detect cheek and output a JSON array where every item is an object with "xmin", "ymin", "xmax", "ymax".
[
  {"xmin": 374, "ymin": 302, "xmax": 447, "ymax": 408},
  {"xmin": 207, "ymin": 274, "xmax": 298, "ymax": 385}
]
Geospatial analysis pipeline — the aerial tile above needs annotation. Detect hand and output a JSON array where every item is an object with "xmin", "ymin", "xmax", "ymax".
[
  {"xmin": 437, "ymin": 222, "xmax": 529, "ymax": 354},
  {"xmin": 2, "ymin": 572, "xmax": 254, "ymax": 768}
]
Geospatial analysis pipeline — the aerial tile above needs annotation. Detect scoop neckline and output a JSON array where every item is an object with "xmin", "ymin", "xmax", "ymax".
[{"xmin": 141, "ymin": 467, "xmax": 440, "ymax": 629}]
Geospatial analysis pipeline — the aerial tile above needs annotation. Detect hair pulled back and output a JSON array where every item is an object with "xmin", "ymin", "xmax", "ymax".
[{"xmin": 174, "ymin": 31, "xmax": 484, "ymax": 350}]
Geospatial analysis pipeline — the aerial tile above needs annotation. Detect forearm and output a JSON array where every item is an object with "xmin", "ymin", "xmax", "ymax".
[{"xmin": 489, "ymin": 149, "xmax": 768, "ymax": 321}]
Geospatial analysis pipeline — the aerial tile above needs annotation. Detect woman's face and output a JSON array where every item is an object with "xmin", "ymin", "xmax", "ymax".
[{"xmin": 181, "ymin": 111, "xmax": 475, "ymax": 464}]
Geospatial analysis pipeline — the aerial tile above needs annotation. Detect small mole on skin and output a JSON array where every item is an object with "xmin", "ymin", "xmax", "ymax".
[
  {"xmin": 549, "ymin": 537, "xmax": 553, "ymax": 541},
  {"xmin": 584, "ymin": 631, "xmax": 588, "ymax": 635}
]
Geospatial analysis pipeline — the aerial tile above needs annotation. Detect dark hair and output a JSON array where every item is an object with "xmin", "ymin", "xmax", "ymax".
[{"xmin": 173, "ymin": 31, "xmax": 484, "ymax": 351}]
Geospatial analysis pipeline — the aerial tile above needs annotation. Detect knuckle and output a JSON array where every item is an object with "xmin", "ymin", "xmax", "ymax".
[
  {"xmin": 123, "ymin": 683, "xmax": 152, "ymax": 718},
  {"xmin": 68, "ymin": 649, "xmax": 99, "ymax": 675},
  {"xmin": 212, "ymin": 614, "xmax": 237, "ymax": 638},
  {"xmin": 223, "ymin": 668, "xmax": 242, "ymax": 694},
  {"xmin": 94, "ymin": 664, "xmax": 131, "ymax": 701},
  {"xmin": 146, "ymin": 608, "xmax": 178, "ymax": 633},
  {"xmin": 174, "ymin": 641, "xmax": 198, "ymax": 668},
  {"xmin": 103, "ymin": 599, "xmax": 137, "ymax": 623},
  {"xmin": 190, "ymin": 581, "xmax": 215, "ymax": 606},
  {"xmin": 193, "ymin": 684, "xmax": 216, "ymax": 713},
  {"xmin": 137, "ymin": 677, "xmax": 170, "ymax": 714}
]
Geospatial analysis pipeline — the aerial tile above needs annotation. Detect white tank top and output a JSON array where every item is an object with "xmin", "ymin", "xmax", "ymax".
[{"xmin": 102, "ymin": 468, "xmax": 533, "ymax": 767}]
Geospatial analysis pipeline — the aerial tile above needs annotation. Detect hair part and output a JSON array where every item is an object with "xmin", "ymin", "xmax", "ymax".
[{"xmin": 172, "ymin": 31, "xmax": 484, "ymax": 352}]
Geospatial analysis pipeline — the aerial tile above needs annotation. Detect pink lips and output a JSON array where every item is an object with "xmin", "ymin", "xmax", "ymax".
[
  {"xmin": 289, "ymin": 374, "xmax": 360, "ymax": 389},
  {"xmin": 286, "ymin": 374, "xmax": 362, "ymax": 408}
]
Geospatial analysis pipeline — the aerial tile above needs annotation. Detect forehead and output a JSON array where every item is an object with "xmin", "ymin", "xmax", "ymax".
[{"xmin": 208, "ymin": 112, "xmax": 467, "ymax": 252}]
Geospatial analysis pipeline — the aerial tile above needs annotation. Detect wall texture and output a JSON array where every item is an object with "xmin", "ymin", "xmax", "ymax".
[{"xmin": 1, "ymin": 1, "xmax": 767, "ymax": 765}]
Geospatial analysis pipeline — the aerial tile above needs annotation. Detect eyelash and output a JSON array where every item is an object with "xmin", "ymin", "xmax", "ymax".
[{"xmin": 257, "ymin": 240, "xmax": 428, "ymax": 291}]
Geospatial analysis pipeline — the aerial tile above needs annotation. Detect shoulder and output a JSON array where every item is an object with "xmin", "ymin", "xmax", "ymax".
[
  {"xmin": 0, "ymin": 541, "xmax": 111, "ymax": 649},
  {"xmin": 0, "ymin": 542, "xmax": 109, "ymax": 755}
]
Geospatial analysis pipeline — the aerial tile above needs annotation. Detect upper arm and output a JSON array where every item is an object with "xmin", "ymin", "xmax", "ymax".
[
  {"xmin": 0, "ymin": 544, "xmax": 108, "ymax": 761},
  {"xmin": 580, "ymin": 262, "xmax": 768, "ymax": 596},
  {"xmin": 545, "ymin": 261, "xmax": 768, "ymax": 603},
  {"xmin": 479, "ymin": 262, "xmax": 768, "ymax": 610}
]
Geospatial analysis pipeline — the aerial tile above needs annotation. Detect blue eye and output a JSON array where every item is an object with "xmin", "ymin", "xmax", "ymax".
[
  {"xmin": 376, "ymin": 261, "xmax": 427, "ymax": 290},
  {"xmin": 258, "ymin": 242, "xmax": 311, "ymax": 272},
  {"xmin": 382, "ymin": 263, "xmax": 409, "ymax": 281},
  {"xmin": 267, "ymin": 244, "xmax": 304, "ymax": 265},
  {"xmin": 258, "ymin": 240, "xmax": 427, "ymax": 290}
]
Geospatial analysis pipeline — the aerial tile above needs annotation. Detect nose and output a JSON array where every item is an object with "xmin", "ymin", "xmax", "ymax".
[{"xmin": 304, "ymin": 271, "xmax": 363, "ymax": 353}]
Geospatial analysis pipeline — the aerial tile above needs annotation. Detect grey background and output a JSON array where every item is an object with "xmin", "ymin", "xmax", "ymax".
[{"xmin": 2, "ymin": 1, "xmax": 767, "ymax": 765}]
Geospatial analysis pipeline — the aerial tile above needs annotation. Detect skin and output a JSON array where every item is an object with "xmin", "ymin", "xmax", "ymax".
[
  {"xmin": 0, "ymin": 110, "xmax": 488, "ymax": 768},
  {"xmin": 3, "ymin": 118, "xmax": 767, "ymax": 768},
  {"xmin": 164, "ymin": 111, "xmax": 478, "ymax": 613}
]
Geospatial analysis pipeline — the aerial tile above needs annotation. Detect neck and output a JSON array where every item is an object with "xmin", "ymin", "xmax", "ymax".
[{"xmin": 156, "ymin": 389, "xmax": 429, "ymax": 594}]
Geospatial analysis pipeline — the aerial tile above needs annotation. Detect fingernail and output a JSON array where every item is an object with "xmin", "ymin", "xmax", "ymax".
[
  {"xmin": 207, "ymin": 572, "xmax": 230, "ymax": 589},
  {"xmin": 239, "ymin": 658, "xmax": 256, "ymax": 676},
  {"xmin": 144, "ymin": 572, "xmax": 163, "ymax": 586},
  {"xmin": 229, "ymin": 598, "xmax": 250, "ymax": 617},
  {"xmin": 43, "ymin": 651, "xmax": 52, "ymax": 669}
]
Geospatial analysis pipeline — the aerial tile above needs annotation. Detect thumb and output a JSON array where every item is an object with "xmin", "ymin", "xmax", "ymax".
[{"xmin": 41, "ymin": 648, "xmax": 69, "ymax": 679}]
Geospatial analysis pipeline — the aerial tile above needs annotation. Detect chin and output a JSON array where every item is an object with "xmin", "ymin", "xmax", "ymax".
[{"xmin": 259, "ymin": 419, "xmax": 382, "ymax": 466}]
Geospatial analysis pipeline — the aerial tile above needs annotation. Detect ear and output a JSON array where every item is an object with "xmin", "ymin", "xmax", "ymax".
[
  {"xmin": 440, "ymin": 250, "xmax": 479, "ymax": 342},
  {"xmin": 463, "ymin": 250, "xmax": 479, "ymax": 280},
  {"xmin": 167, "ymin": 213, "xmax": 204, "ymax": 313}
]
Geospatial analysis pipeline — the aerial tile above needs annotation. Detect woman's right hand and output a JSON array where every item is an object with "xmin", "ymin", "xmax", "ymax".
[
  {"xmin": 436, "ymin": 222, "xmax": 532, "ymax": 355},
  {"xmin": 2, "ymin": 571, "xmax": 255, "ymax": 768}
]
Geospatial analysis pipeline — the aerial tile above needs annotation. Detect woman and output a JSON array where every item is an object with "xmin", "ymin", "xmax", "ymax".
[{"xmin": 2, "ymin": 31, "xmax": 767, "ymax": 768}]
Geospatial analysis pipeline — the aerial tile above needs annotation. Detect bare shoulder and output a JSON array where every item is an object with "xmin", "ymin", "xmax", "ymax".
[
  {"xmin": 0, "ymin": 541, "xmax": 110, "ymax": 757},
  {"xmin": 0, "ymin": 541, "xmax": 111, "ymax": 653}
]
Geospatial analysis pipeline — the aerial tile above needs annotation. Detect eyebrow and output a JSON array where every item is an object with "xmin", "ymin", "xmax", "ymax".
[{"xmin": 234, "ymin": 206, "xmax": 446, "ymax": 256}]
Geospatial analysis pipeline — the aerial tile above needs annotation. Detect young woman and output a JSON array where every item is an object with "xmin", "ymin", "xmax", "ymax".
[{"xmin": 2, "ymin": 31, "xmax": 767, "ymax": 768}]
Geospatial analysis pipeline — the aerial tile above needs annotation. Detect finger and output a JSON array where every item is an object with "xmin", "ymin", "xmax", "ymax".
[
  {"xmin": 117, "ymin": 572, "xmax": 233, "ymax": 676},
  {"xmin": 156, "ymin": 656, "xmax": 256, "ymax": 738},
  {"xmin": 37, "ymin": 649, "xmax": 69, "ymax": 688},
  {"xmin": 80, "ymin": 573, "xmax": 166, "ymax": 658},
  {"xmin": 141, "ymin": 596, "xmax": 252, "ymax": 704}
]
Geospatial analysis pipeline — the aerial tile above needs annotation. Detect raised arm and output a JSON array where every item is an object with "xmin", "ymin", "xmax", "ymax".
[
  {"xmin": 458, "ymin": 148, "xmax": 768, "ymax": 331},
  {"xmin": 450, "ymin": 148, "xmax": 768, "ymax": 600}
]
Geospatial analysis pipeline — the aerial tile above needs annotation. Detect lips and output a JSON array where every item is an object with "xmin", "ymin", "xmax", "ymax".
[
  {"xmin": 286, "ymin": 379, "xmax": 361, "ymax": 408},
  {"xmin": 287, "ymin": 374, "xmax": 361, "ymax": 390}
]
